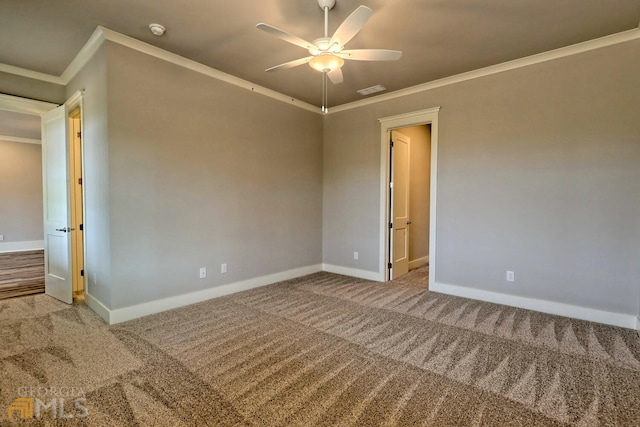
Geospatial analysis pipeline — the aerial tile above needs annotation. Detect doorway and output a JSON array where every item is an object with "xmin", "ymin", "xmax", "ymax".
[
  {"xmin": 389, "ymin": 126, "xmax": 431, "ymax": 280},
  {"xmin": 1, "ymin": 93, "xmax": 86, "ymax": 304},
  {"xmin": 0, "ymin": 95, "xmax": 57, "ymax": 299},
  {"xmin": 378, "ymin": 107, "xmax": 440, "ymax": 286}
]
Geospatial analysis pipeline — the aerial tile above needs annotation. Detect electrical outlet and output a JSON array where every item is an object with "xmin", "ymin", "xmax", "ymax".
[
  {"xmin": 506, "ymin": 271, "xmax": 515, "ymax": 282},
  {"xmin": 353, "ymin": 251, "xmax": 359, "ymax": 260},
  {"xmin": 199, "ymin": 267, "xmax": 207, "ymax": 279},
  {"xmin": 0, "ymin": 235, "xmax": 4, "ymax": 241},
  {"xmin": 221, "ymin": 263, "xmax": 228, "ymax": 274}
]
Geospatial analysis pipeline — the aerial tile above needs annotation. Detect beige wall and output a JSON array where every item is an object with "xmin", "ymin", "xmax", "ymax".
[
  {"xmin": 323, "ymin": 39, "xmax": 640, "ymax": 316},
  {"xmin": 68, "ymin": 41, "xmax": 323, "ymax": 310},
  {"xmin": 3, "ymin": 33, "xmax": 637, "ymax": 322},
  {"xmin": 0, "ymin": 139, "xmax": 43, "ymax": 246},
  {"xmin": 402, "ymin": 125, "xmax": 431, "ymax": 266}
]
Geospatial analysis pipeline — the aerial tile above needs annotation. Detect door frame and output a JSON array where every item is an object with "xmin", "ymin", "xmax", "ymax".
[
  {"xmin": 64, "ymin": 91, "xmax": 86, "ymax": 300},
  {"xmin": 378, "ymin": 107, "xmax": 440, "ymax": 284},
  {"xmin": 0, "ymin": 93, "xmax": 58, "ymax": 116}
]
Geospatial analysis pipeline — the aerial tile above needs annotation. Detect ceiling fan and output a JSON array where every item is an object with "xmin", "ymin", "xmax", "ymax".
[{"xmin": 256, "ymin": 0, "xmax": 402, "ymax": 112}]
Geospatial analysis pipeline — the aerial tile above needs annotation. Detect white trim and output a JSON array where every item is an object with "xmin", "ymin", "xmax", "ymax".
[
  {"xmin": 96, "ymin": 27, "xmax": 319, "ymax": 113},
  {"xmin": 84, "ymin": 292, "xmax": 111, "ymax": 324},
  {"xmin": 408, "ymin": 256, "xmax": 429, "ymax": 271},
  {"xmin": 329, "ymin": 28, "xmax": 640, "ymax": 114},
  {"xmin": 0, "ymin": 135, "xmax": 40, "ymax": 145},
  {"xmin": 89, "ymin": 264, "xmax": 323, "ymax": 325},
  {"xmin": 431, "ymin": 281, "xmax": 638, "ymax": 330},
  {"xmin": 379, "ymin": 108, "xmax": 442, "ymax": 126},
  {"xmin": 60, "ymin": 28, "xmax": 106, "ymax": 84},
  {"xmin": 378, "ymin": 108, "xmax": 440, "ymax": 286},
  {"xmin": 0, "ymin": 63, "xmax": 64, "ymax": 85},
  {"xmin": 0, "ymin": 93, "xmax": 58, "ymax": 116},
  {"xmin": 1, "ymin": 27, "xmax": 319, "ymax": 114},
  {"xmin": 322, "ymin": 264, "xmax": 384, "ymax": 282},
  {"xmin": 2, "ymin": 28, "xmax": 639, "ymax": 115},
  {"xmin": 0, "ymin": 240, "xmax": 44, "ymax": 253},
  {"xmin": 64, "ymin": 90, "xmax": 87, "ymax": 299}
]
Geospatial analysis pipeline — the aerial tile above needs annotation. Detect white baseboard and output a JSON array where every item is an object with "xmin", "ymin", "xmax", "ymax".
[
  {"xmin": 84, "ymin": 292, "xmax": 111, "ymax": 324},
  {"xmin": 322, "ymin": 264, "xmax": 383, "ymax": 282},
  {"xmin": 91, "ymin": 264, "xmax": 323, "ymax": 325},
  {"xmin": 430, "ymin": 281, "xmax": 638, "ymax": 330},
  {"xmin": 408, "ymin": 256, "xmax": 429, "ymax": 271},
  {"xmin": 0, "ymin": 240, "xmax": 44, "ymax": 253}
]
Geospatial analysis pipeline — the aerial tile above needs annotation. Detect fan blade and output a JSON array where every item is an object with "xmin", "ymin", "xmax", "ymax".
[
  {"xmin": 265, "ymin": 56, "xmax": 313, "ymax": 72},
  {"xmin": 327, "ymin": 67, "xmax": 343, "ymax": 84},
  {"xmin": 329, "ymin": 6, "xmax": 373, "ymax": 48},
  {"xmin": 339, "ymin": 49, "xmax": 402, "ymax": 61},
  {"xmin": 256, "ymin": 23, "xmax": 315, "ymax": 50}
]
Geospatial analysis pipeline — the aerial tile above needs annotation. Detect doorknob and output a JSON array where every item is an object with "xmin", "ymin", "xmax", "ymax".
[
  {"xmin": 407, "ymin": 221, "xmax": 412, "ymax": 225},
  {"xmin": 55, "ymin": 227, "xmax": 75, "ymax": 232}
]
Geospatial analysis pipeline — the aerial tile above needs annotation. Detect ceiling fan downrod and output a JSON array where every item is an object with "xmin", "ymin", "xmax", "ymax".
[
  {"xmin": 318, "ymin": 0, "xmax": 335, "ymax": 113},
  {"xmin": 319, "ymin": 0, "xmax": 335, "ymax": 38}
]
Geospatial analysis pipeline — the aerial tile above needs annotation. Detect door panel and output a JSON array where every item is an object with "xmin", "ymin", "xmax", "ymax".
[
  {"xmin": 42, "ymin": 105, "xmax": 73, "ymax": 304},
  {"xmin": 391, "ymin": 130, "xmax": 410, "ymax": 279}
]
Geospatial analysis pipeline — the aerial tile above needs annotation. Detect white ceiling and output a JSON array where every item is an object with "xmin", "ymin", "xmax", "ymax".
[{"xmin": 1, "ymin": 0, "xmax": 639, "ymax": 110}]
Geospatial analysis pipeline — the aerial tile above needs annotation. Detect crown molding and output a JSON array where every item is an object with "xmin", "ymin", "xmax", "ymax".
[
  {"xmin": 0, "ymin": 26, "xmax": 638, "ymax": 116},
  {"xmin": 0, "ymin": 27, "xmax": 319, "ymax": 114},
  {"xmin": 0, "ymin": 63, "xmax": 64, "ymax": 85},
  {"xmin": 329, "ymin": 28, "xmax": 640, "ymax": 114},
  {"xmin": 0, "ymin": 93, "xmax": 58, "ymax": 115},
  {"xmin": 0, "ymin": 135, "xmax": 41, "ymax": 145},
  {"xmin": 95, "ymin": 27, "xmax": 319, "ymax": 113},
  {"xmin": 60, "ymin": 27, "xmax": 107, "ymax": 84}
]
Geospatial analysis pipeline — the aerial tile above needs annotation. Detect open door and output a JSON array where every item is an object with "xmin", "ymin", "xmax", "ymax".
[
  {"xmin": 41, "ymin": 104, "xmax": 73, "ymax": 303},
  {"xmin": 390, "ymin": 130, "xmax": 410, "ymax": 279}
]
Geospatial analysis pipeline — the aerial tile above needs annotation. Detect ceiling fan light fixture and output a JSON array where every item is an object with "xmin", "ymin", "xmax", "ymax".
[{"xmin": 309, "ymin": 53, "xmax": 344, "ymax": 73}]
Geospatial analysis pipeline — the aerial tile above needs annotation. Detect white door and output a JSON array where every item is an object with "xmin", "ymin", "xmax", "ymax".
[
  {"xmin": 42, "ymin": 105, "xmax": 73, "ymax": 304},
  {"xmin": 391, "ymin": 130, "xmax": 410, "ymax": 279}
]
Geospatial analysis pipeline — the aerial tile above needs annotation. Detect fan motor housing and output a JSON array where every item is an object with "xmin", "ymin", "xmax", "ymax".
[{"xmin": 318, "ymin": 0, "xmax": 336, "ymax": 10}]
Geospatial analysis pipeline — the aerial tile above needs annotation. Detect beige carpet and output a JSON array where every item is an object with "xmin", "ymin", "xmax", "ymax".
[
  {"xmin": 1, "ymin": 270, "xmax": 639, "ymax": 425},
  {"xmin": 0, "ymin": 250, "xmax": 45, "ymax": 300}
]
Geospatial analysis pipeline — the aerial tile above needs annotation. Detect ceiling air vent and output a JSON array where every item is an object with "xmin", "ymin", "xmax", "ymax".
[{"xmin": 357, "ymin": 85, "xmax": 386, "ymax": 96}]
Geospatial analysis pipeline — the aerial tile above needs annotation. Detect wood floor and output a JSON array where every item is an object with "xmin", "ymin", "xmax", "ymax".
[{"xmin": 0, "ymin": 250, "xmax": 44, "ymax": 300}]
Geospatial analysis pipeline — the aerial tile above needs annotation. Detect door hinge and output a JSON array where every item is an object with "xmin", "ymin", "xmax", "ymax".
[
  {"xmin": 389, "ymin": 222, "xmax": 393, "ymax": 229},
  {"xmin": 77, "ymin": 131, "xmax": 82, "ymax": 138},
  {"xmin": 78, "ymin": 177, "xmax": 82, "ymax": 185},
  {"xmin": 390, "ymin": 140, "xmax": 394, "ymax": 147},
  {"xmin": 79, "ymin": 224, "xmax": 83, "ymax": 231},
  {"xmin": 80, "ymin": 269, "xmax": 84, "ymax": 276},
  {"xmin": 388, "ymin": 262, "xmax": 392, "ymax": 269}
]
